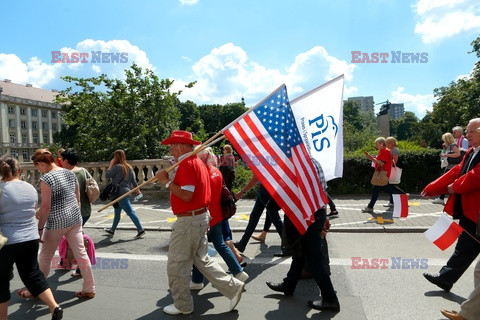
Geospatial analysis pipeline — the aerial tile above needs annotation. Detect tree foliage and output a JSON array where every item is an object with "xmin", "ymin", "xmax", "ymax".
[{"xmin": 55, "ymin": 64, "xmax": 188, "ymax": 161}]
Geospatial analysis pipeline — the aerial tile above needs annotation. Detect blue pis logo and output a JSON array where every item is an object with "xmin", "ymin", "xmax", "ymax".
[{"xmin": 302, "ymin": 114, "xmax": 339, "ymax": 152}]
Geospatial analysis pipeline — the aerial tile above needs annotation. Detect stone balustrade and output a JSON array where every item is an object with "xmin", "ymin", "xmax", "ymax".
[{"xmin": 19, "ymin": 158, "xmax": 173, "ymax": 197}]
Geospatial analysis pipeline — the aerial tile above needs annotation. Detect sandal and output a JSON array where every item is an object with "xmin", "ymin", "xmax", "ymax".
[
  {"xmin": 17, "ymin": 288, "xmax": 34, "ymax": 299},
  {"xmin": 74, "ymin": 291, "xmax": 95, "ymax": 299}
]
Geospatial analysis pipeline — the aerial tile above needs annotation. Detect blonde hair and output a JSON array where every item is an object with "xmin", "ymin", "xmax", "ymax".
[
  {"xmin": 386, "ymin": 137, "xmax": 397, "ymax": 147},
  {"xmin": 198, "ymin": 147, "xmax": 218, "ymax": 167},
  {"xmin": 442, "ymin": 133, "xmax": 455, "ymax": 146}
]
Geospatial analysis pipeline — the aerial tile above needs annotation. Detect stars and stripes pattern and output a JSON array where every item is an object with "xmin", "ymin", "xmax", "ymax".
[{"xmin": 223, "ymin": 85, "xmax": 328, "ymax": 234}]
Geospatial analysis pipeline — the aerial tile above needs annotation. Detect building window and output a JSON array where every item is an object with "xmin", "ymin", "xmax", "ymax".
[
  {"xmin": 32, "ymin": 121, "xmax": 37, "ymax": 129},
  {"xmin": 42, "ymin": 122, "xmax": 48, "ymax": 130},
  {"xmin": 52, "ymin": 123, "xmax": 57, "ymax": 131},
  {"xmin": 10, "ymin": 134, "xmax": 16, "ymax": 143},
  {"xmin": 33, "ymin": 134, "xmax": 38, "ymax": 144},
  {"xmin": 21, "ymin": 120, "xmax": 27, "ymax": 129},
  {"xmin": 22, "ymin": 150, "xmax": 28, "ymax": 160},
  {"xmin": 43, "ymin": 134, "xmax": 48, "ymax": 143},
  {"xmin": 9, "ymin": 119, "xmax": 15, "ymax": 128},
  {"xmin": 31, "ymin": 109, "xmax": 38, "ymax": 117},
  {"xmin": 11, "ymin": 149, "xmax": 18, "ymax": 158},
  {"xmin": 8, "ymin": 106, "xmax": 14, "ymax": 114},
  {"xmin": 42, "ymin": 110, "xmax": 47, "ymax": 118},
  {"xmin": 20, "ymin": 108, "xmax": 26, "ymax": 115},
  {"xmin": 51, "ymin": 111, "xmax": 56, "ymax": 118},
  {"xmin": 22, "ymin": 134, "xmax": 27, "ymax": 144}
]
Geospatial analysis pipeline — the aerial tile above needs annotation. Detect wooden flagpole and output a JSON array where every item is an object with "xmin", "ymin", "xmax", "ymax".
[{"xmin": 97, "ymin": 132, "xmax": 225, "ymax": 212}]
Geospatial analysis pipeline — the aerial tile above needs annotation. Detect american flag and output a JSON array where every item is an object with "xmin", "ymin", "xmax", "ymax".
[{"xmin": 223, "ymin": 85, "xmax": 328, "ymax": 234}]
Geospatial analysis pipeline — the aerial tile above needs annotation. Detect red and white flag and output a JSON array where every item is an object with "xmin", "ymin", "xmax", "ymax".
[
  {"xmin": 222, "ymin": 85, "xmax": 328, "ymax": 235},
  {"xmin": 392, "ymin": 194, "xmax": 408, "ymax": 218},
  {"xmin": 424, "ymin": 213, "xmax": 464, "ymax": 251}
]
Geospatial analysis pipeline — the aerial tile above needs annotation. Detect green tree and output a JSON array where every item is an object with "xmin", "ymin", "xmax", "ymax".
[
  {"xmin": 390, "ymin": 111, "xmax": 419, "ymax": 140},
  {"xmin": 55, "ymin": 64, "xmax": 189, "ymax": 161},
  {"xmin": 427, "ymin": 35, "xmax": 480, "ymax": 135}
]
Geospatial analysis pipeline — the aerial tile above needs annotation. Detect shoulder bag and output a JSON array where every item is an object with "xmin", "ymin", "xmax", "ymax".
[
  {"xmin": 83, "ymin": 169, "xmax": 100, "ymax": 203},
  {"xmin": 371, "ymin": 167, "xmax": 389, "ymax": 186},
  {"xmin": 389, "ymin": 160, "xmax": 402, "ymax": 185}
]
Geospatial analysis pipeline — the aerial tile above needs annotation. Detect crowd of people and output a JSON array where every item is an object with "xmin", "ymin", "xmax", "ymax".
[{"xmin": 1, "ymin": 118, "xmax": 479, "ymax": 319}]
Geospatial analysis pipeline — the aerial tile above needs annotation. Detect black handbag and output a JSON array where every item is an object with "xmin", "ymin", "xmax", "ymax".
[{"xmin": 99, "ymin": 183, "xmax": 119, "ymax": 201}]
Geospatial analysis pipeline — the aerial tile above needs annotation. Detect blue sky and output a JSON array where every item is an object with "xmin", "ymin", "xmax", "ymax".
[{"xmin": 1, "ymin": 0, "xmax": 479, "ymax": 118}]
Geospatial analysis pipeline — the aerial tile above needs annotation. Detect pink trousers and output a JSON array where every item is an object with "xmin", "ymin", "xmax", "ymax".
[{"xmin": 39, "ymin": 223, "xmax": 95, "ymax": 293}]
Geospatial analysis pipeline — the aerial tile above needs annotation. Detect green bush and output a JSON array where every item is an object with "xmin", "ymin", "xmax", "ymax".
[
  {"xmin": 328, "ymin": 148, "xmax": 442, "ymax": 194},
  {"xmin": 231, "ymin": 164, "xmax": 256, "ymax": 198}
]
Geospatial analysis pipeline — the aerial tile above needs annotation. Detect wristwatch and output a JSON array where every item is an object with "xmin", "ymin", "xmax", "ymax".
[{"xmin": 165, "ymin": 181, "xmax": 172, "ymax": 189}]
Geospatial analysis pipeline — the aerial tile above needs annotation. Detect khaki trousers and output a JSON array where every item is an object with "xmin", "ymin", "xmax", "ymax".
[
  {"xmin": 460, "ymin": 258, "xmax": 480, "ymax": 319},
  {"xmin": 167, "ymin": 212, "xmax": 243, "ymax": 312}
]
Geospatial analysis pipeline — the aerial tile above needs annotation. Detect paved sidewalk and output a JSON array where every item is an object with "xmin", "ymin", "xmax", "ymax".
[{"xmin": 87, "ymin": 194, "xmax": 447, "ymax": 233}]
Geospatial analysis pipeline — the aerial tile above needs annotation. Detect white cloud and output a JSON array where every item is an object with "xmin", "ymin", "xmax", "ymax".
[
  {"xmin": 0, "ymin": 39, "xmax": 153, "ymax": 90},
  {"xmin": 179, "ymin": 0, "xmax": 198, "ymax": 5},
  {"xmin": 172, "ymin": 43, "xmax": 356, "ymax": 106},
  {"xmin": 389, "ymin": 87, "xmax": 436, "ymax": 117},
  {"xmin": 413, "ymin": 0, "xmax": 480, "ymax": 43},
  {"xmin": 0, "ymin": 53, "xmax": 62, "ymax": 88}
]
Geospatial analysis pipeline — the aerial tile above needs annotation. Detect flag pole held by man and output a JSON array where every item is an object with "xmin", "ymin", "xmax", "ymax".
[{"xmin": 222, "ymin": 83, "xmax": 339, "ymax": 311}]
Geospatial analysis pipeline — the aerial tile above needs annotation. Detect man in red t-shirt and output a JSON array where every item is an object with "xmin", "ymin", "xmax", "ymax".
[{"xmin": 155, "ymin": 130, "xmax": 245, "ymax": 315}]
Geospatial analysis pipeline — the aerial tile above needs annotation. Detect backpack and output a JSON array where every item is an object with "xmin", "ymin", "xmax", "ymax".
[
  {"xmin": 220, "ymin": 184, "xmax": 236, "ymax": 220},
  {"xmin": 83, "ymin": 168, "xmax": 100, "ymax": 203}
]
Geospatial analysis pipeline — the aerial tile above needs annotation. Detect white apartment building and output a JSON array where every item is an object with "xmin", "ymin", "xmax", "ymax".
[{"xmin": 0, "ymin": 79, "xmax": 61, "ymax": 162}]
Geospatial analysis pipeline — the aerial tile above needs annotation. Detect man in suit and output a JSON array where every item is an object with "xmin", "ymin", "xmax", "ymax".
[{"xmin": 422, "ymin": 118, "xmax": 480, "ymax": 292}]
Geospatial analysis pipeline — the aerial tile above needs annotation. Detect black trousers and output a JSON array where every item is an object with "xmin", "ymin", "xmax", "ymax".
[
  {"xmin": 283, "ymin": 209, "xmax": 337, "ymax": 303},
  {"xmin": 439, "ymin": 218, "xmax": 480, "ymax": 283},
  {"xmin": 0, "ymin": 240, "xmax": 50, "ymax": 302}
]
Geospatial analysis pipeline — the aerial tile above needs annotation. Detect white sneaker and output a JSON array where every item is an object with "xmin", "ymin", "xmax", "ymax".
[
  {"xmin": 234, "ymin": 271, "xmax": 249, "ymax": 282},
  {"xmin": 432, "ymin": 199, "xmax": 445, "ymax": 205},
  {"xmin": 163, "ymin": 304, "xmax": 193, "ymax": 315},
  {"xmin": 383, "ymin": 203, "xmax": 393, "ymax": 207},
  {"xmin": 189, "ymin": 281, "xmax": 204, "ymax": 290},
  {"xmin": 229, "ymin": 282, "xmax": 245, "ymax": 311}
]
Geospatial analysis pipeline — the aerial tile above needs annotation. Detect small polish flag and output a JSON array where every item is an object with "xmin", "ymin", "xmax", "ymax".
[
  {"xmin": 424, "ymin": 213, "xmax": 464, "ymax": 251},
  {"xmin": 392, "ymin": 194, "xmax": 408, "ymax": 218}
]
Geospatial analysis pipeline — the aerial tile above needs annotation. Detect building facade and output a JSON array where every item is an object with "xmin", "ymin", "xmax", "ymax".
[
  {"xmin": 0, "ymin": 80, "xmax": 61, "ymax": 162},
  {"xmin": 388, "ymin": 103, "xmax": 405, "ymax": 119},
  {"xmin": 346, "ymin": 96, "xmax": 374, "ymax": 113}
]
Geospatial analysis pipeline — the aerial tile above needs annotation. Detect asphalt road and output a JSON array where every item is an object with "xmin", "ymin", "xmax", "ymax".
[{"xmin": 6, "ymin": 195, "xmax": 473, "ymax": 319}]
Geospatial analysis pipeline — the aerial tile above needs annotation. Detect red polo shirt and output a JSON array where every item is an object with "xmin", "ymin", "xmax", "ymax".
[
  {"xmin": 207, "ymin": 166, "xmax": 223, "ymax": 227},
  {"xmin": 171, "ymin": 155, "xmax": 211, "ymax": 214}
]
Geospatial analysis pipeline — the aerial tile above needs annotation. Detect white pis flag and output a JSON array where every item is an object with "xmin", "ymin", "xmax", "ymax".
[{"xmin": 291, "ymin": 74, "xmax": 344, "ymax": 181}]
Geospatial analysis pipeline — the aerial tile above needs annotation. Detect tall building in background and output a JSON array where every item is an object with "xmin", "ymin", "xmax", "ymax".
[
  {"xmin": 0, "ymin": 80, "xmax": 61, "ymax": 162},
  {"xmin": 345, "ymin": 96, "xmax": 374, "ymax": 113},
  {"xmin": 388, "ymin": 103, "xmax": 405, "ymax": 119}
]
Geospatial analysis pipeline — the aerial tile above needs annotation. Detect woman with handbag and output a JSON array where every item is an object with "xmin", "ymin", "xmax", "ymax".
[
  {"xmin": 0, "ymin": 156, "xmax": 63, "ymax": 319},
  {"xmin": 33, "ymin": 149, "xmax": 96, "ymax": 299},
  {"xmin": 103, "ymin": 149, "xmax": 145, "ymax": 238},
  {"xmin": 432, "ymin": 132, "xmax": 461, "ymax": 205},
  {"xmin": 362, "ymin": 137, "xmax": 403, "ymax": 213},
  {"xmin": 384, "ymin": 137, "xmax": 406, "ymax": 208}
]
